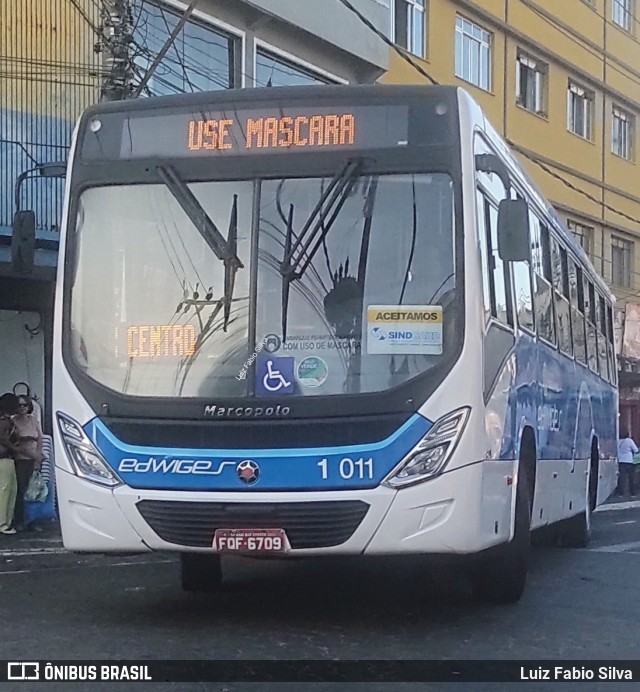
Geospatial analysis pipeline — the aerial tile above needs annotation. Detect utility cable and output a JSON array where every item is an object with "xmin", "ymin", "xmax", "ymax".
[{"xmin": 336, "ymin": 0, "xmax": 438, "ymax": 85}]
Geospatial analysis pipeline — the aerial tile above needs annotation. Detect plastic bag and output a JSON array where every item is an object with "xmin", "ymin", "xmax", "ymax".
[
  {"xmin": 24, "ymin": 470, "xmax": 48, "ymax": 503},
  {"xmin": 25, "ymin": 489, "xmax": 56, "ymax": 525}
]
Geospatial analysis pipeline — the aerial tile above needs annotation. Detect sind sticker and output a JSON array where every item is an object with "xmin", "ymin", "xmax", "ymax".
[{"xmin": 367, "ymin": 305, "xmax": 443, "ymax": 355}]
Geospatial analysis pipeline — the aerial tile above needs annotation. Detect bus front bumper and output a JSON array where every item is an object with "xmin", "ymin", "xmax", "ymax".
[{"xmin": 55, "ymin": 460, "xmax": 509, "ymax": 556}]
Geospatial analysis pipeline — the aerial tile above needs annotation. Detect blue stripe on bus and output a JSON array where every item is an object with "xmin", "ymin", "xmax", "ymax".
[{"xmin": 84, "ymin": 413, "xmax": 433, "ymax": 491}]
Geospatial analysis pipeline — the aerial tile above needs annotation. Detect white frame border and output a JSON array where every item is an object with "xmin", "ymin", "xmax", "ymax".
[
  {"xmin": 153, "ymin": 0, "xmax": 247, "ymax": 87},
  {"xmin": 253, "ymin": 38, "xmax": 348, "ymax": 87}
]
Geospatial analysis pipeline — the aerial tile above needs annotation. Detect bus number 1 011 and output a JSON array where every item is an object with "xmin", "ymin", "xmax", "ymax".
[{"xmin": 317, "ymin": 457, "xmax": 374, "ymax": 480}]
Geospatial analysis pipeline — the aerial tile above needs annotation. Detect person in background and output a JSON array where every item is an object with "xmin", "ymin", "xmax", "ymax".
[
  {"xmin": 617, "ymin": 429, "xmax": 639, "ymax": 498},
  {"xmin": 0, "ymin": 393, "xmax": 20, "ymax": 535},
  {"xmin": 11, "ymin": 395, "xmax": 43, "ymax": 532}
]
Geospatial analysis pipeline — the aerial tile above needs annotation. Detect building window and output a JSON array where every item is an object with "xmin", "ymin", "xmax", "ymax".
[
  {"xmin": 567, "ymin": 81, "xmax": 595, "ymax": 140},
  {"xmin": 612, "ymin": 0, "xmax": 635, "ymax": 32},
  {"xmin": 516, "ymin": 51, "xmax": 548, "ymax": 115},
  {"xmin": 393, "ymin": 0, "xmax": 426, "ymax": 57},
  {"xmin": 455, "ymin": 16, "xmax": 492, "ymax": 91},
  {"xmin": 255, "ymin": 48, "xmax": 334, "ymax": 87},
  {"xmin": 612, "ymin": 105, "xmax": 635, "ymax": 160},
  {"xmin": 611, "ymin": 235, "xmax": 633, "ymax": 288},
  {"xmin": 567, "ymin": 220, "xmax": 594, "ymax": 257},
  {"xmin": 132, "ymin": 1, "xmax": 237, "ymax": 95}
]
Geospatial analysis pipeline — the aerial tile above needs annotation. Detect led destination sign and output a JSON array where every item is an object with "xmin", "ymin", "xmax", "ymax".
[
  {"xmin": 117, "ymin": 105, "xmax": 409, "ymax": 159},
  {"xmin": 122, "ymin": 324, "xmax": 196, "ymax": 359},
  {"xmin": 188, "ymin": 113, "xmax": 356, "ymax": 152}
]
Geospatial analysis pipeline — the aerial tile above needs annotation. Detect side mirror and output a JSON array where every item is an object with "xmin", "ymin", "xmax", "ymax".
[
  {"xmin": 497, "ymin": 199, "xmax": 530, "ymax": 262},
  {"xmin": 11, "ymin": 210, "xmax": 36, "ymax": 274}
]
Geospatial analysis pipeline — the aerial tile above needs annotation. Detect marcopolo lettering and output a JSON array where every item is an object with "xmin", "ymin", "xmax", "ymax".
[{"xmin": 203, "ymin": 404, "xmax": 291, "ymax": 418}]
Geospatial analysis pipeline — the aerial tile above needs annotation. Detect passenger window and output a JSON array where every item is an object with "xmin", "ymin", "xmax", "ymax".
[
  {"xmin": 532, "ymin": 218, "xmax": 556, "ymax": 344},
  {"xmin": 570, "ymin": 260, "xmax": 587, "ymax": 365},
  {"xmin": 552, "ymin": 239, "xmax": 572, "ymax": 355},
  {"xmin": 607, "ymin": 304, "xmax": 617, "ymax": 385},
  {"xmin": 509, "ymin": 188, "xmax": 533, "ymax": 331},
  {"xmin": 530, "ymin": 211, "xmax": 543, "ymax": 276},
  {"xmin": 584, "ymin": 278, "xmax": 598, "ymax": 372},
  {"xmin": 476, "ymin": 188, "xmax": 492, "ymax": 323},
  {"xmin": 478, "ymin": 194, "xmax": 513, "ymax": 327},
  {"xmin": 487, "ymin": 204, "xmax": 513, "ymax": 326},
  {"xmin": 597, "ymin": 295, "xmax": 609, "ymax": 380},
  {"xmin": 513, "ymin": 261, "xmax": 535, "ymax": 332}
]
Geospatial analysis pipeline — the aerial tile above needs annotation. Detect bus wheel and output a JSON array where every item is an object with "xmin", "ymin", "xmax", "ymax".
[
  {"xmin": 180, "ymin": 553, "xmax": 222, "ymax": 593},
  {"xmin": 557, "ymin": 470, "xmax": 592, "ymax": 549},
  {"xmin": 471, "ymin": 466, "xmax": 530, "ymax": 605}
]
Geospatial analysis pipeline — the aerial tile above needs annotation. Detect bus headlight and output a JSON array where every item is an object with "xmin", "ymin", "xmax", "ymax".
[
  {"xmin": 383, "ymin": 407, "xmax": 470, "ymax": 488},
  {"xmin": 56, "ymin": 412, "xmax": 121, "ymax": 487}
]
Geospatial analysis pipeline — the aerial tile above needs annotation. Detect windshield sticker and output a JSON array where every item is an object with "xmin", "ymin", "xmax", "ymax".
[
  {"xmin": 296, "ymin": 356, "xmax": 329, "ymax": 388},
  {"xmin": 367, "ymin": 305, "xmax": 443, "ymax": 355},
  {"xmin": 262, "ymin": 334, "xmax": 282, "ymax": 354},
  {"xmin": 256, "ymin": 356, "xmax": 296, "ymax": 395},
  {"xmin": 262, "ymin": 333, "xmax": 361, "ymax": 353}
]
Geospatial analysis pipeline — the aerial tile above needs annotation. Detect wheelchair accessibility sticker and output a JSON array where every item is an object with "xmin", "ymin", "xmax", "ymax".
[{"xmin": 256, "ymin": 356, "xmax": 296, "ymax": 395}]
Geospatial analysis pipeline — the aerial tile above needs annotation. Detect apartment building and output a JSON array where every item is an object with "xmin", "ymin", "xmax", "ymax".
[{"xmin": 383, "ymin": 0, "xmax": 640, "ymax": 430}]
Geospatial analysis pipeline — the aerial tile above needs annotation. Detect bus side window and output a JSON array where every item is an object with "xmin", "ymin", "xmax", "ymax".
[
  {"xmin": 477, "ymin": 189, "xmax": 513, "ymax": 328},
  {"xmin": 551, "ymin": 238, "xmax": 572, "ymax": 356},
  {"xmin": 487, "ymin": 203, "xmax": 514, "ymax": 327},
  {"xmin": 570, "ymin": 260, "xmax": 587, "ymax": 365},
  {"xmin": 584, "ymin": 277, "xmax": 598, "ymax": 373},
  {"xmin": 476, "ymin": 188, "xmax": 492, "ymax": 324},
  {"xmin": 531, "ymin": 216, "xmax": 556, "ymax": 345},
  {"xmin": 596, "ymin": 294, "xmax": 609, "ymax": 380},
  {"xmin": 607, "ymin": 304, "xmax": 617, "ymax": 385}
]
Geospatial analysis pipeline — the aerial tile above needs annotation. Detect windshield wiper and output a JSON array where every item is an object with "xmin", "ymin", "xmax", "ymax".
[
  {"xmin": 279, "ymin": 158, "xmax": 363, "ymax": 341},
  {"xmin": 157, "ymin": 165, "xmax": 243, "ymax": 330}
]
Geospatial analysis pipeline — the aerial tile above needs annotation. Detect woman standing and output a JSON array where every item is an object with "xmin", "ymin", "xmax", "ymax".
[
  {"xmin": 0, "ymin": 393, "xmax": 20, "ymax": 535},
  {"xmin": 12, "ymin": 395, "xmax": 43, "ymax": 531}
]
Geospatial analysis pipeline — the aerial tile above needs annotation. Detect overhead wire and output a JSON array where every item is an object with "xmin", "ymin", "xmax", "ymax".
[
  {"xmin": 336, "ymin": 0, "xmax": 438, "ymax": 85},
  {"xmin": 333, "ymin": 0, "xmax": 640, "ymax": 311},
  {"xmin": 66, "ymin": 0, "xmax": 101, "ymax": 34}
]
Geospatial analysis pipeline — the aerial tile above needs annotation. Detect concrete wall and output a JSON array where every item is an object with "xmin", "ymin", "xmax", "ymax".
[
  {"xmin": 165, "ymin": 0, "xmax": 390, "ymax": 85},
  {"xmin": 0, "ymin": 0, "xmax": 101, "ymax": 233}
]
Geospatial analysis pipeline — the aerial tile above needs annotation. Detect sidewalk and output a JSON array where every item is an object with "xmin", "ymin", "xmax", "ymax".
[{"xmin": 0, "ymin": 520, "xmax": 62, "ymax": 553}]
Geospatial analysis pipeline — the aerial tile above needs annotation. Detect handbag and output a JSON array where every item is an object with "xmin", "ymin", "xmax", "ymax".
[{"xmin": 24, "ymin": 470, "xmax": 48, "ymax": 503}]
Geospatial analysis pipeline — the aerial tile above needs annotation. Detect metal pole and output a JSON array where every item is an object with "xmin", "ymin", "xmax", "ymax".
[{"xmin": 99, "ymin": 0, "xmax": 134, "ymax": 101}]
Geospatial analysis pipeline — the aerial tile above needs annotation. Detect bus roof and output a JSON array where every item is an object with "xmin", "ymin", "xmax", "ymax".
[{"xmin": 81, "ymin": 83, "xmax": 459, "ymax": 118}]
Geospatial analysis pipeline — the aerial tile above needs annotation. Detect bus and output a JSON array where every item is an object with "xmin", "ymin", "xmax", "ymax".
[{"xmin": 52, "ymin": 84, "xmax": 618, "ymax": 604}]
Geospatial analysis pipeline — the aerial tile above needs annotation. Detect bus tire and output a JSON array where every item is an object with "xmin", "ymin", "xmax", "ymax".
[
  {"xmin": 557, "ymin": 466, "xmax": 593, "ymax": 549},
  {"xmin": 180, "ymin": 553, "xmax": 222, "ymax": 593},
  {"xmin": 471, "ymin": 466, "xmax": 530, "ymax": 605}
]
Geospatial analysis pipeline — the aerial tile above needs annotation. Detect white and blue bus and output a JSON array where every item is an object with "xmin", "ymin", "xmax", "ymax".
[{"xmin": 53, "ymin": 85, "xmax": 618, "ymax": 603}]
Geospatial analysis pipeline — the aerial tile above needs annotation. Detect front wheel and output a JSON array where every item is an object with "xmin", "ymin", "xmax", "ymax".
[
  {"xmin": 180, "ymin": 553, "xmax": 223, "ymax": 593},
  {"xmin": 471, "ymin": 466, "xmax": 531, "ymax": 604}
]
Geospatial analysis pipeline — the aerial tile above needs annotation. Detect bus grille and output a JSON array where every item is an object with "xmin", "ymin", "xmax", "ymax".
[{"xmin": 136, "ymin": 500, "xmax": 370, "ymax": 549}]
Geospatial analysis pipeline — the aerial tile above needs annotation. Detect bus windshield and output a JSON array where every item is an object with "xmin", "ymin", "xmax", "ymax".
[{"xmin": 69, "ymin": 170, "xmax": 457, "ymax": 399}]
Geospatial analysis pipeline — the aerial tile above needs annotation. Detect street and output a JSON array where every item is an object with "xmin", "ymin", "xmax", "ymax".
[{"xmin": 1, "ymin": 501, "xmax": 639, "ymax": 690}]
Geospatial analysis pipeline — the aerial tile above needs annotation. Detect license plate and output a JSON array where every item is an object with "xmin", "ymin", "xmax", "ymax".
[{"xmin": 212, "ymin": 528, "xmax": 291, "ymax": 553}]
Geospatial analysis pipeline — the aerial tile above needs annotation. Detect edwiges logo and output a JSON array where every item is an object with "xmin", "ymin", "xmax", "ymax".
[
  {"xmin": 8, "ymin": 662, "xmax": 40, "ymax": 680},
  {"xmin": 118, "ymin": 458, "xmax": 236, "ymax": 475}
]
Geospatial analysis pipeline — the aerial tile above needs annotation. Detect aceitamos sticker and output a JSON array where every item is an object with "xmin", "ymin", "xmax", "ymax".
[{"xmin": 367, "ymin": 305, "xmax": 443, "ymax": 355}]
